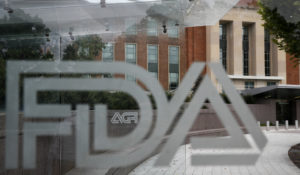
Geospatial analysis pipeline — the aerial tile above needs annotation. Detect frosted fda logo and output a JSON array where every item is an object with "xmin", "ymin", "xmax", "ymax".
[
  {"xmin": 111, "ymin": 112, "xmax": 138, "ymax": 124},
  {"xmin": 5, "ymin": 61, "xmax": 267, "ymax": 169}
]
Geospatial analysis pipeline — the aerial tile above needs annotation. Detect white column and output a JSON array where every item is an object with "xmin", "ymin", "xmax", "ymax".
[
  {"xmin": 297, "ymin": 101, "xmax": 300, "ymax": 122},
  {"xmin": 229, "ymin": 21, "xmax": 243, "ymax": 75},
  {"xmin": 206, "ymin": 23, "xmax": 220, "ymax": 90},
  {"xmin": 276, "ymin": 121, "xmax": 279, "ymax": 130},
  {"xmin": 266, "ymin": 121, "xmax": 270, "ymax": 131},
  {"xmin": 252, "ymin": 22, "xmax": 265, "ymax": 76},
  {"xmin": 206, "ymin": 23, "xmax": 220, "ymax": 63},
  {"xmin": 276, "ymin": 45, "xmax": 287, "ymax": 84},
  {"xmin": 267, "ymin": 121, "xmax": 270, "ymax": 131},
  {"xmin": 285, "ymin": 120, "xmax": 289, "ymax": 130}
]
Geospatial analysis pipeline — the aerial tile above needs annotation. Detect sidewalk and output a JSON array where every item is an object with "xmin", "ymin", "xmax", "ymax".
[{"xmin": 130, "ymin": 130, "xmax": 300, "ymax": 175}]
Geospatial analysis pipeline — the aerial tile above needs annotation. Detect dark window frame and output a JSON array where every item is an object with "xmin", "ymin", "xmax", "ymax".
[
  {"xmin": 245, "ymin": 81, "xmax": 254, "ymax": 89},
  {"xmin": 265, "ymin": 29, "xmax": 271, "ymax": 76},
  {"xmin": 243, "ymin": 26, "xmax": 249, "ymax": 76},
  {"xmin": 267, "ymin": 81, "xmax": 276, "ymax": 86},
  {"xmin": 168, "ymin": 46, "xmax": 179, "ymax": 90},
  {"xmin": 219, "ymin": 24, "xmax": 227, "ymax": 71},
  {"xmin": 147, "ymin": 44, "xmax": 158, "ymax": 79}
]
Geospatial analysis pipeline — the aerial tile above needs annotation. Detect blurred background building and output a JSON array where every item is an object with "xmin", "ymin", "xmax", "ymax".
[{"xmin": 96, "ymin": 0, "xmax": 299, "ymax": 91}]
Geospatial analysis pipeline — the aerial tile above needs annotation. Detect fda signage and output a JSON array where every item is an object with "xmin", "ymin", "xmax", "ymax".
[
  {"xmin": 111, "ymin": 112, "xmax": 138, "ymax": 124},
  {"xmin": 4, "ymin": 61, "xmax": 267, "ymax": 169}
]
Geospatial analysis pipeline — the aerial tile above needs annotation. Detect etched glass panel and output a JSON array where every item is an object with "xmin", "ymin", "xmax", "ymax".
[{"xmin": 1, "ymin": 0, "xmax": 296, "ymax": 174}]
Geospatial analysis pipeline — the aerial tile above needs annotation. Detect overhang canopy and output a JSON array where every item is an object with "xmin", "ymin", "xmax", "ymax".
[{"xmin": 242, "ymin": 85, "xmax": 300, "ymax": 100}]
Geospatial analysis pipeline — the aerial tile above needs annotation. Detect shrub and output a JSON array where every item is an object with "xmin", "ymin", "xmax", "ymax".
[
  {"xmin": 242, "ymin": 95, "xmax": 256, "ymax": 104},
  {"xmin": 38, "ymin": 91, "xmax": 139, "ymax": 110},
  {"xmin": 220, "ymin": 93, "xmax": 230, "ymax": 104}
]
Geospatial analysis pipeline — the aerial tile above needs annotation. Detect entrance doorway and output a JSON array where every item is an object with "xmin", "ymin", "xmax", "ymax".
[{"xmin": 276, "ymin": 100, "xmax": 295, "ymax": 124}]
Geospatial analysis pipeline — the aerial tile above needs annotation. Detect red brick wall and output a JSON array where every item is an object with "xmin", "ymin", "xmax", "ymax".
[
  {"xmin": 286, "ymin": 54, "xmax": 300, "ymax": 84},
  {"xmin": 158, "ymin": 34, "xmax": 169, "ymax": 90},
  {"xmin": 98, "ymin": 25, "xmax": 208, "ymax": 90},
  {"xmin": 186, "ymin": 26, "xmax": 207, "ymax": 73},
  {"xmin": 114, "ymin": 35, "xmax": 126, "ymax": 79},
  {"xmin": 106, "ymin": 22, "xmax": 186, "ymax": 90}
]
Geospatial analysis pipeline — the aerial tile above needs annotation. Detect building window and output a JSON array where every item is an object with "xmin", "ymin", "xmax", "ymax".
[
  {"xmin": 169, "ymin": 73, "xmax": 179, "ymax": 90},
  {"xmin": 167, "ymin": 21, "xmax": 179, "ymax": 38},
  {"xmin": 102, "ymin": 43, "xmax": 114, "ymax": 78},
  {"xmin": 169, "ymin": 46, "xmax": 179, "ymax": 90},
  {"xmin": 147, "ymin": 45, "xmax": 158, "ymax": 79},
  {"xmin": 125, "ymin": 44, "xmax": 136, "ymax": 81},
  {"xmin": 102, "ymin": 43, "xmax": 114, "ymax": 62},
  {"xmin": 125, "ymin": 43, "xmax": 136, "ymax": 64},
  {"xmin": 245, "ymin": 81, "xmax": 254, "ymax": 89},
  {"xmin": 243, "ymin": 26, "xmax": 249, "ymax": 76},
  {"xmin": 219, "ymin": 24, "xmax": 227, "ymax": 71},
  {"xmin": 265, "ymin": 29, "xmax": 271, "ymax": 76},
  {"xmin": 147, "ymin": 18, "xmax": 157, "ymax": 36},
  {"xmin": 267, "ymin": 81, "xmax": 276, "ymax": 86},
  {"xmin": 125, "ymin": 18, "xmax": 137, "ymax": 35},
  {"xmin": 126, "ymin": 74, "xmax": 136, "ymax": 81}
]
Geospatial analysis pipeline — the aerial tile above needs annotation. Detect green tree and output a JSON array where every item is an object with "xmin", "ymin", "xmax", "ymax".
[
  {"xmin": 61, "ymin": 34, "xmax": 107, "ymax": 109},
  {"xmin": 60, "ymin": 36, "xmax": 142, "ymax": 110},
  {"xmin": 0, "ymin": 9, "xmax": 54, "ymax": 107},
  {"xmin": 62, "ymin": 34, "xmax": 104, "ymax": 61},
  {"xmin": 258, "ymin": 0, "xmax": 300, "ymax": 64}
]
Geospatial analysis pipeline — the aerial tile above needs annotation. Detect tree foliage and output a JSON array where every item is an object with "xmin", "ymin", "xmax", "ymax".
[
  {"xmin": 0, "ymin": 9, "xmax": 53, "ymax": 107},
  {"xmin": 0, "ymin": 10, "xmax": 138, "ymax": 110},
  {"xmin": 38, "ymin": 91, "xmax": 139, "ymax": 110},
  {"xmin": 59, "ymin": 34, "xmax": 108, "ymax": 109},
  {"xmin": 258, "ymin": 0, "xmax": 300, "ymax": 64},
  {"xmin": 62, "ymin": 34, "xmax": 104, "ymax": 61}
]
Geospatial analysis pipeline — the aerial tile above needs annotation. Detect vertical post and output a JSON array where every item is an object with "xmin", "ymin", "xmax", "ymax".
[
  {"xmin": 285, "ymin": 120, "xmax": 289, "ymax": 130},
  {"xmin": 295, "ymin": 120, "xmax": 298, "ymax": 129},
  {"xmin": 266, "ymin": 121, "xmax": 270, "ymax": 131},
  {"xmin": 276, "ymin": 121, "xmax": 279, "ymax": 130},
  {"xmin": 101, "ymin": 0, "xmax": 106, "ymax": 7},
  {"xmin": 257, "ymin": 121, "xmax": 260, "ymax": 127}
]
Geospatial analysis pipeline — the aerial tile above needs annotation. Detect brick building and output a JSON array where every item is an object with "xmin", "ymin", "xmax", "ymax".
[
  {"xmin": 98, "ymin": 18, "xmax": 187, "ymax": 90},
  {"xmin": 97, "ymin": 0, "xmax": 300, "ymax": 91}
]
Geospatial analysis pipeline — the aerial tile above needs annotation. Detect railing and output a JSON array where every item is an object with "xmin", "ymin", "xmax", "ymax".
[{"xmin": 257, "ymin": 120, "xmax": 299, "ymax": 131}]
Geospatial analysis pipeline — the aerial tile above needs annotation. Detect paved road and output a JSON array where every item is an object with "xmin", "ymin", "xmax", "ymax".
[{"xmin": 130, "ymin": 130, "xmax": 300, "ymax": 175}]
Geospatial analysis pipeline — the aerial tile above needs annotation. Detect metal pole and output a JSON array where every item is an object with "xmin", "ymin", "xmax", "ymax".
[{"xmin": 101, "ymin": 0, "xmax": 106, "ymax": 7}]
